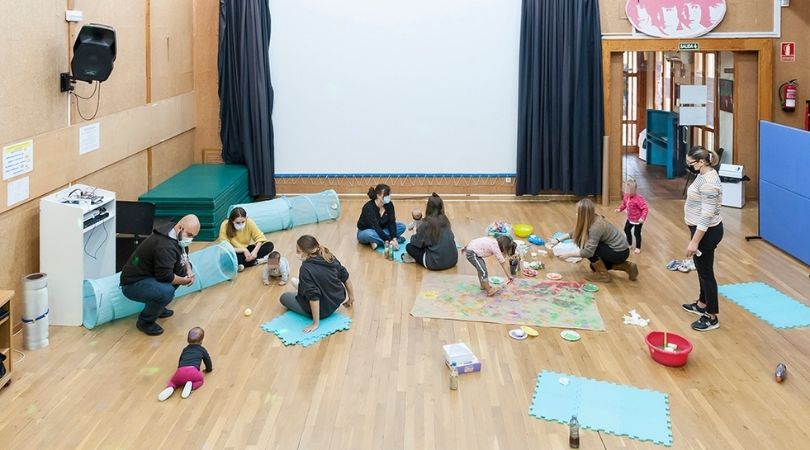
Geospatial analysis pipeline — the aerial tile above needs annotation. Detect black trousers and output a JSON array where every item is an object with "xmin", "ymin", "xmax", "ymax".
[
  {"xmin": 587, "ymin": 242, "xmax": 629, "ymax": 270},
  {"xmin": 689, "ymin": 223, "xmax": 724, "ymax": 315},
  {"xmin": 236, "ymin": 241, "xmax": 274, "ymax": 266},
  {"xmin": 624, "ymin": 221, "xmax": 643, "ymax": 249},
  {"xmin": 405, "ymin": 243, "xmax": 426, "ymax": 267}
]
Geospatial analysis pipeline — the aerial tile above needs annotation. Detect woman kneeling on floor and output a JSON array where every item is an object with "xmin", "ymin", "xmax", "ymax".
[{"xmin": 552, "ymin": 198, "xmax": 639, "ymax": 283}]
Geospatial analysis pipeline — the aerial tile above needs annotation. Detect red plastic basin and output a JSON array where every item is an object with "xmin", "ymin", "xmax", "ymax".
[{"xmin": 645, "ymin": 331, "xmax": 693, "ymax": 367}]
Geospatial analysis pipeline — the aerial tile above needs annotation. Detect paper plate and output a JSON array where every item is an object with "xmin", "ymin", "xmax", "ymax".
[
  {"xmin": 489, "ymin": 276, "xmax": 504, "ymax": 285},
  {"xmin": 560, "ymin": 330, "xmax": 581, "ymax": 341},
  {"xmin": 582, "ymin": 283, "xmax": 599, "ymax": 293},
  {"xmin": 509, "ymin": 328, "xmax": 528, "ymax": 340},
  {"xmin": 521, "ymin": 325, "xmax": 539, "ymax": 337},
  {"xmin": 546, "ymin": 272, "xmax": 562, "ymax": 280}
]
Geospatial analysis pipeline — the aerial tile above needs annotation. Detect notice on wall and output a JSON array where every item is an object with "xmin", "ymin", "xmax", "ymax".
[
  {"xmin": 2, "ymin": 139, "xmax": 34, "ymax": 180},
  {"xmin": 7, "ymin": 176, "xmax": 30, "ymax": 207},
  {"xmin": 79, "ymin": 122, "xmax": 101, "ymax": 155}
]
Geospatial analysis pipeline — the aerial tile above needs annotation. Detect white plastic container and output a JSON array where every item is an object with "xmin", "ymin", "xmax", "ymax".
[{"xmin": 23, "ymin": 273, "xmax": 49, "ymax": 350}]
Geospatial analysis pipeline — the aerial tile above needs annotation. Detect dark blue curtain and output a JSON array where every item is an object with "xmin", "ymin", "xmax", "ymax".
[
  {"xmin": 218, "ymin": 0, "xmax": 275, "ymax": 197},
  {"xmin": 516, "ymin": 0, "xmax": 604, "ymax": 196}
]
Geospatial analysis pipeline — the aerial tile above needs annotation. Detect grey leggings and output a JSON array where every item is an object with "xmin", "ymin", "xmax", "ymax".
[
  {"xmin": 465, "ymin": 250, "xmax": 489, "ymax": 281},
  {"xmin": 280, "ymin": 292, "xmax": 310, "ymax": 317}
]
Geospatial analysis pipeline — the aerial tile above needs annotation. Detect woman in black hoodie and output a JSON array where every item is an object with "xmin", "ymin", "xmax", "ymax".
[{"xmin": 280, "ymin": 235, "xmax": 356, "ymax": 333}]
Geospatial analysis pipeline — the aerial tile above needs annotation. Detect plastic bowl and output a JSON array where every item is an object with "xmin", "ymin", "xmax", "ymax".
[
  {"xmin": 645, "ymin": 331, "xmax": 693, "ymax": 367},
  {"xmin": 514, "ymin": 224, "xmax": 534, "ymax": 238}
]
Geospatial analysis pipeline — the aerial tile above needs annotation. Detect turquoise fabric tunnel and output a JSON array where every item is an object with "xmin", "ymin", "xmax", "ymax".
[
  {"xmin": 82, "ymin": 241, "xmax": 238, "ymax": 329},
  {"xmin": 228, "ymin": 189, "xmax": 340, "ymax": 233}
]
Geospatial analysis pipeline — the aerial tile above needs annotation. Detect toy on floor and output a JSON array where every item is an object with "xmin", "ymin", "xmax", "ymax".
[
  {"xmin": 158, "ymin": 327, "xmax": 213, "ymax": 402},
  {"xmin": 443, "ymin": 342, "xmax": 482, "ymax": 374},
  {"xmin": 486, "ymin": 221, "xmax": 512, "ymax": 237},
  {"xmin": 244, "ymin": 308, "xmax": 252, "ymax": 317},
  {"xmin": 645, "ymin": 331, "xmax": 692, "ymax": 367},
  {"xmin": 509, "ymin": 328, "xmax": 528, "ymax": 340},
  {"xmin": 775, "ymin": 363, "xmax": 787, "ymax": 383},
  {"xmin": 527, "ymin": 234, "xmax": 544, "ymax": 246},
  {"xmin": 521, "ymin": 325, "xmax": 539, "ymax": 337},
  {"xmin": 560, "ymin": 330, "xmax": 581, "ymax": 341},
  {"xmin": 514, "ymin": 223, "xmax": 534, "ymax": 238}
]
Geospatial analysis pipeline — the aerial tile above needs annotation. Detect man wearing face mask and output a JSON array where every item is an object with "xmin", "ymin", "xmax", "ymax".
[
  {"xmin": 356, "ymin": 183, "xmax": 406, "ymax": 251},
  {"xmin": 120, "ymin": 215, "xmax": 200, "ymax": 336}
]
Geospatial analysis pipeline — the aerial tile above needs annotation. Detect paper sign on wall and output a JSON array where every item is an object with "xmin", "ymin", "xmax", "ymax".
[
  {"xmin": 79, "ymin": 122, "xmax": 101, "ymax": 155},
  {"xmin": 781, "ymin": 42, "xmax": 795, "ymax": 62},
  {"xmin": 3, "ymin": 140, "xmax": 34, "ymax": 180},
  {"xmin": 7, "ymin": 176, "xmax": 30, "ymax": 207}
]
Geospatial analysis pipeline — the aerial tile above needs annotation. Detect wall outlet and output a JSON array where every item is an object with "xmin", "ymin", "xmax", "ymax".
[
  {"xmin": 66, "ymin": 10, "xmax": 83, "ymax": 22},
  {"xmin": 505, "ymin": 177, "xmax": 512, "ymax": 183}
]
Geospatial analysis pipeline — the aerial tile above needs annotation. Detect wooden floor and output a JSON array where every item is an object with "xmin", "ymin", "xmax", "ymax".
[{"xmin": 1, "ymin": 198, "xmax": 809, "ymax": 449}]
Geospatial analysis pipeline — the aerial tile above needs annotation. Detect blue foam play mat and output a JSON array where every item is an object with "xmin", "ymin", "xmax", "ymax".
[
  {"xmin": 261, "ymin": 311, "xmax": 351, "ymax": 347},
  {"xmin": 719, "ymin": 282, "xmax": 810, "ymax": 329},
  {"xmin": 529, "ymin": 370, "xmax": 672, "ymax": 446},
  {"xmin": 374, "ymin": 237, "xmax": 409, "ymax": 263}
]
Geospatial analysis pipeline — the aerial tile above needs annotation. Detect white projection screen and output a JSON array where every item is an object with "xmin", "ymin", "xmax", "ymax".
[{"xmin": 268, "ymin": 0, "xmax": 521, "ymax": 175}]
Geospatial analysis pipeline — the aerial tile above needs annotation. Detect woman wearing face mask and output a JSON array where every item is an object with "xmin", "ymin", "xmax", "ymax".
[
  {"xmin": 218, "ymin": 207, "xmax": 274, "ymax": 271},
  {"xmin": 681, "ymin": 146, "xmax": 723, "ymax": 332},
  {"xmin": 280, "ymin": 235, "xmax": 355, "ymax": 333},
  {"xmin": 356, "ymin": 183, "xmax": 406, "ymax": 251}
]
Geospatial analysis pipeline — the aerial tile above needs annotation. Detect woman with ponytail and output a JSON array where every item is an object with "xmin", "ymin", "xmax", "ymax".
[
  {"xmin": 356, "ymin": 183, "xmax": 406, "ymax": 251},
  {"xmin": 280, "ymin": 235, "xmax": 355, "ymax": 332},
  {"xmin": 402, "ymin": 193, "xmax": 458, "ymax": 270},
  {"xmin": 681, "ymin": 146, "xmax": 723, "ymax": 332}
]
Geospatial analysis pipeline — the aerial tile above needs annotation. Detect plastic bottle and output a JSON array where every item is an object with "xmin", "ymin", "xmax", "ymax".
[
  {"xmin": 383, "ymin": 242, "xmax": 390, "ymax": 259},
  {"xmin": 449, "ymin": 362, "xmax": 459, "ymax": 390},
  {"xmin": 569, "ymin": 415, "xmax": 580, "ymax": 448},
  {"xmin": 389, "ymin": 243, "xmax": 395, "ymax": 260}
]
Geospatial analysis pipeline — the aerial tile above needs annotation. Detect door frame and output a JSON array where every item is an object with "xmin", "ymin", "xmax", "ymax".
[{"xmin": 601, "ymin": 38, "xmax": 773, "ymax": 204}]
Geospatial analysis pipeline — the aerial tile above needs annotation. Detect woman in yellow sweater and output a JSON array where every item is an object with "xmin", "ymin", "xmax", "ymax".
[{"xmin": 218, "ymin": 207, "xmax": 274, "ymax": 271}]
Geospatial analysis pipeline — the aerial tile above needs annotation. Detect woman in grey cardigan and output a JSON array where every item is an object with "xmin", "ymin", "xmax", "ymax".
[
  {"xmin": 553, "ymin": 198, "xmax": 638, "ymax": 283},
  {"xmin": 402, "ymin": 193, "xmax": 458, "ymax": 270}
]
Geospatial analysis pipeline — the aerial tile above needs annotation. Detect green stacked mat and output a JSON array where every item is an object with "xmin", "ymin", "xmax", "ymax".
[{"xmin": 139, "ymin": 164, "xmax": 251, "ymax": 241}]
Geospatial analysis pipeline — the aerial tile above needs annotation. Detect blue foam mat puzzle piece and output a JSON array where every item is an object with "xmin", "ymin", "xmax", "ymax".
[
  {"xmin": 719, "ymin": 282, "xmax": 810, "ymax": 329},
  {"xmin": 261, "ymin": 311, "xmax": 351, "ymax": 347},
  {"xmin": 374, "ymin": 236, "xmax": 410, "ymax": 263},
  {"xmin": 529, "ymin": 370, "xmax": 672, "ymax": 447}
]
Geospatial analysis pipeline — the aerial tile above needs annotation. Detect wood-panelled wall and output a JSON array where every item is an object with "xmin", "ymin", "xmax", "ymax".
[{"xmin": 0, "ymin": 1, "xmax": 197, "ymax": 326}]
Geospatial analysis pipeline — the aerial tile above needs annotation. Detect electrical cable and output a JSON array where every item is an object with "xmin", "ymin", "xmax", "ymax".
[
  {"xmin": 71, "ymin": 81, "xmax": 98, "ymax": 100},
  {"xmin": 72, "ymin": 82, "xmax": 102, "ymax": 121}
]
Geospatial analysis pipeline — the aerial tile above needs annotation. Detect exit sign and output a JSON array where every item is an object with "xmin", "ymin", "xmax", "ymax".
[{"xmin": 679, "ymin": 43, "xmax": 699, "ymax": 51}]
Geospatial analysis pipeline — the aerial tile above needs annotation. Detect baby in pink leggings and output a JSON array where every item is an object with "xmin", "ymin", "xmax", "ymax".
[{"xmin": 158, "ymin": 327, "xmax": 213, "ymax": 401}]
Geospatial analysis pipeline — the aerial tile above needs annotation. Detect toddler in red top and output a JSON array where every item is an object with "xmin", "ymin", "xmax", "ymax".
[{"xmin": 616, "ymin": 178, "xmax": 649, "ymax": 254}]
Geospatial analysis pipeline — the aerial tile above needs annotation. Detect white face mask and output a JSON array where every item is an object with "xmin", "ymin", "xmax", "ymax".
[
  {"xmin": 178, "ymin": 236, "xmax": 193, "ymax": 248},
  {"xmin": 383, "ymin": 195, "xmax": 391, "ymax": 204},
  {"xmin": 234, "ymin": 222, "xmax": 246, "ymax": 231}
]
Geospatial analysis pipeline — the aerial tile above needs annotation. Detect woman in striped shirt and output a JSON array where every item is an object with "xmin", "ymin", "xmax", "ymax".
[{"xmin": 681, "ymin": 146, "xmax": 723, "ymax": 332}]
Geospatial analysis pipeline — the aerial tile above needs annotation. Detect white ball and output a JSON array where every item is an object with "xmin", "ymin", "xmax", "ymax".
[{"xmin": 244, "ymin": 308, "xmax": 252, "ymax": 316}]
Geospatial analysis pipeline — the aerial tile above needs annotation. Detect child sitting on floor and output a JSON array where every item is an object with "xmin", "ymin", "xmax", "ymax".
[
  {"xmin": 263, "ymin": 251, "xmax": 290, "ymax": 286},
  {"xmin": 158, "ymin": 327, "xmax": 212, "ymax": 401},
  {"xmin": 461, "ymin": 235, "xmax": 516, "ymax": 296},
  {"xmin": 615, "ymin": 178, "xmax": 649, "ymax": 254},
  {"xmin": 407, "ymin": 209, "xmax": 423, "ymax": 232}
]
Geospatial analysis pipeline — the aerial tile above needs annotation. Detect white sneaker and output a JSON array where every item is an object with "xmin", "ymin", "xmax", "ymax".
[
  {"xmin": 370, "ymin": 242, "xmax": 378, "ymax": 251},
  {"xmin": 401, "ymin": 253, "xmax": 416, "ymax": 263},
  {"xmin": 256, "ymin": 256, "xmax": 268, "ymax": 265},
  {"xmin": 238, "ymin": 264, "xmax": 245, "ymax": 272},
  {"xmin": 158, "ymin": 387, "xmax": 174, "ymax": 401},
  {"xmin": 181, "ymin": 381, "xmax": 193, "ymax": 399}
]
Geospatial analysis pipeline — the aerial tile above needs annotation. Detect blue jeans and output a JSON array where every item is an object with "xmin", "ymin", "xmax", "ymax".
[
  {"xmin": 357, "ymin": 222, "xmax": 406, "ymax": 246},
  {"xmin": 121, "ymin": 277, "xmax": 177, "ymax": 324}
]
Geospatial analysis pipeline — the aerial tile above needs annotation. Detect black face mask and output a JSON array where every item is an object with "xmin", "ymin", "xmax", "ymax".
[{"xmin": 686, "ymin": 164, "xmax": 700, "ymax": 174}]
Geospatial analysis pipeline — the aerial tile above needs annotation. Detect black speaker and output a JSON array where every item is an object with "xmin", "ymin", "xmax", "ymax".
[{"xmin": 71, "ymin": 24, "xmax": 116, "ymax": 83}]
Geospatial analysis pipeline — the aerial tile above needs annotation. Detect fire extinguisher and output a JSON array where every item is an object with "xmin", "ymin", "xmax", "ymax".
[{"xmin": 779, "ymin": 79, "xmax": 798, "ymax": 112}]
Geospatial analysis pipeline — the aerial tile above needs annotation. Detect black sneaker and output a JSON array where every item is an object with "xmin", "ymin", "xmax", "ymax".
[
  {"xmin": 691, "ymin": 314, "xmax": 719, "ymax": 332},
  {"xmin": 681, "ymin": 302, "xmax": 706, "ymax": 316},
  {"xmin": 158, "ymin": 308, "xmax": 174, "ymax": 319},
  {"xmin": 137, "ymin": 321, "xmax": 164, "ymax": 336}
]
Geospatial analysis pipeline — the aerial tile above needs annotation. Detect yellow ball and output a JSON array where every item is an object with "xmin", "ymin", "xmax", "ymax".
[
  {"xmin": 514, "ymin": 224, "xmax": 534, "ymax": 238},
  {"xmin": 244, "ymin": 308, "xmax": 252, "ymax": 316}
]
